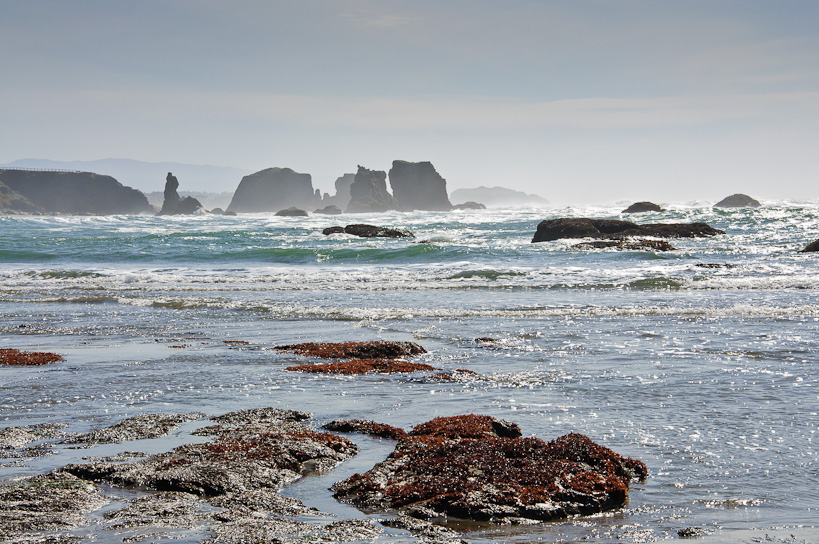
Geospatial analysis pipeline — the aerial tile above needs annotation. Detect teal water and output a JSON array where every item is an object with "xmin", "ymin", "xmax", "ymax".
[{"xmin": 1, "ymin": 204, "xmax": 818, "ymax": 543}]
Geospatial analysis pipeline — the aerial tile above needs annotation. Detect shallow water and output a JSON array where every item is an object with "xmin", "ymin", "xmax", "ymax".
[{"xmin": 1, "ymin": 204, "xmax": 818, "ymax": 542}]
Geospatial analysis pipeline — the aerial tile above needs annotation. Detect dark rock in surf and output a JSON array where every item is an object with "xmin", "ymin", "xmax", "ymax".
[
  {"xmin": 622, "ymin": 201, "xmax": 663, "ymax": 213},
  {"xmin": 572, "ymin": 239, "xmax": 676, "ymax": 251},
  {"xmin": 714, "ymin": 194, "xmax": 761, "ymax": 208},
  {"xmin": 314, "ymin": 205, "xmax": 342, "ymax": 215},
  {"xmin": 322, "ymin": 224, "xmax": 414, "ymax": 238},
  {"xmin": 388, "ymin": 160, "xmax": 453, "ymax": 211},
  {"xmin": 345, "ymin": 166, "xmax": 399, "ymax": 213},
  {"xmin": 275, "ymin": 206, "xmax": 308, "ymax": 217},
  {"xmin": 158, "ymin": 172, "xmax": 204, "ymax": 215},
  {"xmin": 332, "ymin": 414, "xmax": 647, "ymax": 523},
  {"xmin": 531, "ymin": 218, "xmax": 724, "ymax": 243},
  {"xmin": 275, "ymin": 340, "xmax": 426, "ymax": 360},
  {"xmin": 800, "ymin": 239, "xmax": 819, "ymax": 253},
  {"xmin": 452, "ymin": 201, "xmax": 487, "ymax": 210}
]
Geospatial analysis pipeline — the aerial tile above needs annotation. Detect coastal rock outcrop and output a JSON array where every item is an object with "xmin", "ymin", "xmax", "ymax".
[
  {"xmin": 452, "ymin": 201, "xmax": 487, "ymax": 210},
  {"xmin": 226, "ymin": 168, "xmax": 319, "ymax": 213},
  {"xmin": 573, "ymin": 239, "xmax": 676, "ymax": 251},
  {"xmin": 531, "ymin": 218, "xmax": 724, "ymax": 243},
  {"xmin": 157, "ymin": 172, "xmax": 204, "ymax": 215},
  {"xmin": 622, "ymin": 201, "xmax": 663, "ymax": 213},
  {"xmin": 332, "ymin": 414, "xmax": 647, "ymax": 523},
  {"xmin": 388, "ymin": 160, "xmax": 453, "ymax": 211},
  {"xmin": 314, "ymin": 205, "xmax": 342, "ymax": 215},
  {"xmin": 322, "ymin": 224, "xmax": 414, "ymax": 238},
  {"xmin": 0, "ymin": 169, "xmax": 152, "ymax": 215},
  {"xmin": 714, "ymin": 194, "xmax": 761, "ymax": 208},
  {"xmin": 345, "ymin": 166, "xmax": 399, "ymax": 213},
  {"xmin": 0, "ymin": 348, "xmax": 64, "ymax": 366},
  {"xmin": 800, "ymin": 239, "xmax": 819, "ymax": 253},
  {"xmin": 275, "ymin": 206, "xmax": 308, "ymax": 217}
]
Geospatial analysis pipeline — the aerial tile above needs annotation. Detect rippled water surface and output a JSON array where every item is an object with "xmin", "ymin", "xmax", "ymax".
[{"xmin": 1, "ymin": 203, "xmax": 818, "ymax": 543}]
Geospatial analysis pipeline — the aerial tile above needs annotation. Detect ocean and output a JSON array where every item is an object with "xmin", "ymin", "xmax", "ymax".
[{"xmin": 1, "ymin": 203, "xmax": 818, "ymax": 543}]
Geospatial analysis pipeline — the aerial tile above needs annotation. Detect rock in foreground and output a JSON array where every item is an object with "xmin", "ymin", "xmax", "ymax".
[
  {"xmin": 0, "ymin": 348, "xmax": 63, "ymax": 366},
  {"xmin": 714, "ymin": 194, "xmax": 761, "ymax": 208},
  {"xmin": 275, "ymin": 340, "xmax": 427, "ymax": 359},
  {"xmin": 286, "ymin": 358, "xmax": 438, "ymax": 375},
  {"xmin": 531, "ymin": 218, "xmax": 724, "ymax": 243},
  {"xmin": 800, "ymin": 239, "xmax": 819, "ymax": 253},
  {"xmin": 323, "ymin": 223, "xmax": 414, "ymax": 238},
  {"xmin": 333, "ymin": 414, "xmax": 647, "ymax": 523}
]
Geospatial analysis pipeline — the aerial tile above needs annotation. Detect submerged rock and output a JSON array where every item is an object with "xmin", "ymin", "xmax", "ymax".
[
  {"xmin": 800, "ymin": 239, "xmax": 819, "ymax": 253},
  {"xmin": 388, "ymin": 160, "xmax": 453, "ymax": 211},
  {"xmin": 531, "ymin": 218, "xmax": 724, "ymax": 243},
  {"xmin": 286, "ymin": 358, "xmax": 438, "ymax": 375},
  {"xmin": 275, "ymin": 206, "xmax": 308, "ymax": 217},
  {"xmin": 332, "ymin": 414, "xmax": 647, "ymax": 523},
  {"xmin": 622, "ymin": 201, "xmax": 663, "ymax": 213},
  {"xmin": 322, "ymin": 223, "xmax": 414, "ymax": 238},
  {"xmin": 714, "ymin": 193, "xmax": 761, "ymax": 208},
  {"xmin": 0, "ymin": 348, "xmax": 63, "ymax": 366},
  {"xmin": 275, "ymin": 340, "xmax": 427, "ymax": 359},
  {"xmin": 572, "ymin": 239, "xmax": 676, "ymax": 251},
  {"xmin": 324, "ymin": 419, "xmax": 408, "ymax": 440}
]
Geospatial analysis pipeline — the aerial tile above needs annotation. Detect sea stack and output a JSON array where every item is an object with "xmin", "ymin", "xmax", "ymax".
[
  {"xmin": 388, "ymin": 160, "xmax": 453, "ymax": 211},
  {"xmin": 226, "ymin": 168, "xmax": 319, "ymax": 213},
  {"xmin": 157, "ymin": 173, "xmax": 204, "ymax": 215},
  {"xmin": 714, "ymin": 194, "xmax": 761, "ymax": 208},
  {"xmin": 345, "ymin": 166, "xmax": 399, "ymax": 213}
]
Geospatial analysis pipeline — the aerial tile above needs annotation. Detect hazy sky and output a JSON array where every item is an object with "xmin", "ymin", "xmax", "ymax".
[{"xmin": 2, "ymin": 1, "xmax": 818, "ymax": 203}]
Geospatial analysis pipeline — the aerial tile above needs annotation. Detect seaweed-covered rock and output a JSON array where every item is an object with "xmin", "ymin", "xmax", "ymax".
[
  {"xmin": 322, "ymin": 224, "xmax": 414, "ymax": 238},
  {"xmin": 286, "ymin": 358, "xmax": 438, "ymax": 375},
  {"xmin": 275, "ymin": 340, "xmax": 427, "ymax": 360},
  {"xmin": 332, "ymin": 414, "xmax": 647, "ymax": 523},
  {"xmin": 324, "ymin": 420, "xmax": 408, "ymax": 440},
  {"xmin": 345, "ymin": 166, "xmax": 399, "ymax": 213},
  {"xmin": 622, "ymin": 201, "xmax": 663, "ymax": 213},
  {"xmin": 714, "ymin": 194, "xmax": 761, "ymax": 208},
  {"xmin": 572, "ymin": 239, "xmax": 676, "ymax": 251},
  {"xmin": 531, "ymin": 218, "xmax": 723, "ymax": 243},
  {"xmin": 388, "ymin": 160, "xmax": 453, "ymax": 211},
  {"xmin": 0, "ymin": 348, "xmax": 63, "ymax": 366}
]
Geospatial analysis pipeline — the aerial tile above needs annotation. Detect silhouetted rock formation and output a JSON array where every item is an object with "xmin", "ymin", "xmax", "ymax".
[
  {"xmin": 714, "ymin": 194, "xmax": 761, "ymax": 208},
  {"xmin": 800, "ymin": 239, "xmax": 819, "ymax": 253},
  {"xmin": 531, "ymin": 218, "xmax": 724, "ymax": 243},
  {"xmin": 622, "ymin": 201, "xmax": 663, "ymax": 213},
  {"xmin": 388, "ymin": 160, "xmax": 453, "ymax": 211},
  {"xmin": 345, "ymin": 166, "xmax": 399, "ymax": 213},
  {"xmin": 275, "ymin": 207, "xmax": 308, "ymax": 217},
  {"xmin": 452, "ymin": 201, "xmax": 486, "ymax": 210},
  {"xmin": 450, "ymin": 186, "xmax": 549, "ymax": 208},
  {"xmin": 314, "ymin": 205, "xmax": 342, "ymax": 215},
  {"xmin": 226, "ymin": 168, "xmax": 319, "ymax": 213},
  {"xmin": 0, "ymin": 169, "xmax": 152, "ymax": 215},
  {"xmin": 0, "ymin": 180, "xmax": 41, "ymax": 213},
  {"xmin": 322, "ymin": 224, "xmax": 414, "ymax": 238},
  {"xmin": 157, "ymin": 173, "xmax": 204, "ymax": 215},
  {"xmin": 319, "ymin": 173, "xmax": 355, "ymax": 210}
]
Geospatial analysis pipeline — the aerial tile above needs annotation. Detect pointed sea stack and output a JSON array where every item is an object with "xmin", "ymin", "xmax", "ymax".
[{"xmin": 157, "ymin": 172, "xmax": 204, "ymax": 215}]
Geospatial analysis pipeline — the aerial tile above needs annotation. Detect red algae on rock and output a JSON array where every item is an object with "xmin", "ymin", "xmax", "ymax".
[
  {"xmin": 275, "ymin": 341, "xmax": 427, "ymax": 360},
  {"xmin": 324, "ymin": 420, "xmax": 408, "ymax": 440},
  {"xmin": 332, "ymin": 414, "xmax": 647, "ymax": 523},
  {"xmin": 285, "ymin": 358, "xmax": 437, "ymax": 375},
  {"xmin": 0, "ymin": 348, "xmax": 63, "ymax": 366}
]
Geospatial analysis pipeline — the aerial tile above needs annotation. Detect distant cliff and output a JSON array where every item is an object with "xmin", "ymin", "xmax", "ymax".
[
  {"xmin": 346, "ymin": 166, "xmax": 399, "ymax": 213},
  {"xmin": 226, "ymin": 168, "xmax": 319, "ymax": 213},
  {"xmin": 388, "ymin": 160, "xmax": 452, "ymax": 211},
  {"xmin": 0, "ymin": 169, "xmax": 153, "ymax": 215},
  {"xmin": 450, "ymin": 186, "xmax": 549, "ymax": 208}
]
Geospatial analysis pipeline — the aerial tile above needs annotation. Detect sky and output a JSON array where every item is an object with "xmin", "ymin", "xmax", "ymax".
[{"xmin": 2, "ymin": 0, "xmax": 818, "ymax": 203}]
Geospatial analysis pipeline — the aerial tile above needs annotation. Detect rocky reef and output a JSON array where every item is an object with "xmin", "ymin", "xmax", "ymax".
[
  {"xmin": 322, "ymin": 224, "xmax": 414, "ymax": 238},
  {"xmin": 157, "ymin": 172, "xmax": 204, "ymax": 215},
  {"xmin": 572, "ymin": 239, "xmax": 676, "ymax": 251},
  {"xmin": 0, "ymin": 169, "xmax": 152, "ymax": 215},
  {"xmin": 332, "ymin": 414, "xmax": 647, "ymax": 523},
  {"xmin": 275, "ymin": 340, "xmax": 427, "ymax": 360},
  {"xmin": 622, "ymin": 201, "xmax": 663, "ymax": 213},
  {"xmin": 531, "ymin": 218, "xmax": 724, "ymax": 243},
  {"xmin": 714, "ymin": 193, "xmax": 761, "ymax": 208},
  {"xmin": 388, "ymin": 160, "xmax": 453, "ymax": 211},
  {"xmin": 275, "ymin": 206, "xmax": 308, "ymax": 217},
  {"xmin": 0, "ymin": 348, "xmax": 63, "ymax": 366},
  {"xmin": 345, "ymin": 166, "xmax": 399, "ymax": 213},
  {"xmin": 226, "ymin": 167, "xmax": 319, "ymax": 213}
]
